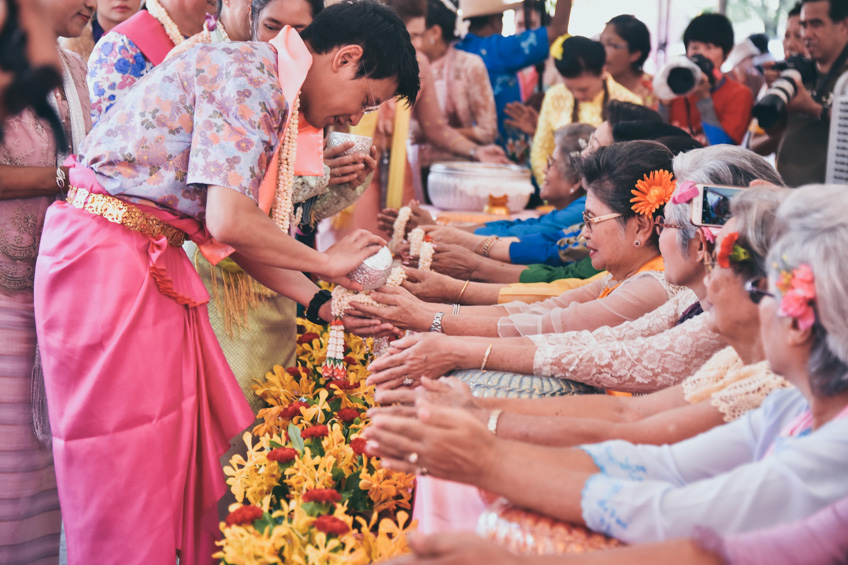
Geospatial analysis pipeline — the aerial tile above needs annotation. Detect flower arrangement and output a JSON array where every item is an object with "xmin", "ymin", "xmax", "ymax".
[
  {"xmin": 776, "ymin": 263, "xmax": 817, "ymax": 330},
  {"xmin": 631, "ymin": 169, "xmax": 676, "ymax": 216},
  {"xmin": 215, "ymin": 316, "xmax": 416, "ymax": 564}
]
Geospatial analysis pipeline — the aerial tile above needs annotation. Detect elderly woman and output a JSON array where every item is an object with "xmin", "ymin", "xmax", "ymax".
[
  {"xmin": 352, "ymin": 141, "xmax": 679, "ymax": 342},
  {"xmin": 364, "ymin": 184, "xmax": 848, "ymax": 545},
  {"xmin": 364, "ymin": 146, "xmax": 781, "ymax": 391}
]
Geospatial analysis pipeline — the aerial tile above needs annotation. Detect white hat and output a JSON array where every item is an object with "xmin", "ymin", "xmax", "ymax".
[{"xmin": 459, "ymin": 0, "xmax": 522, "ymax": 19}]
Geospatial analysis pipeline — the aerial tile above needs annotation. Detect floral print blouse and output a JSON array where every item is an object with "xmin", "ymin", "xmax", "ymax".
[
  {"xmin": 87, "ymin": 32, "xmax": 156, "ymax": 125},
  {"xmin": 81, "ymin": 42, "xmax": 288, "ymax": 222}
]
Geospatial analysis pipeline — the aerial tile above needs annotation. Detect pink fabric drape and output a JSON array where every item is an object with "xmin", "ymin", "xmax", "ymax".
[{"xmin": 33, "ymin": 168, "xmax": 253, "ymax": 564}]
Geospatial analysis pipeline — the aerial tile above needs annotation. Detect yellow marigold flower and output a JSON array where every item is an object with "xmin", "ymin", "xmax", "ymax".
[{"xmin": 630, "ymin": 169, "xmax": 676, "ymax": 216}]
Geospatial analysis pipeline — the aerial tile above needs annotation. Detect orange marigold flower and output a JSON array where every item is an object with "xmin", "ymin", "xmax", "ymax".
[
  {"xmin": 267, "ymin": 447, "xmax": 297, "ymax": 463},
  {"xmin": 225, "ymin": 505, "xmax": 263, "ymax": 527},
  {"xmin": 301, "ymin": 425, "xmax": 329, "ymax": 439},
  {"xmin": 630, "ymin": 169, "xmax": 676, "ymax": 216},
  {"xmin": 717, "ymin": 232, "xmax": 739, "ymax": 269},
  {"xmin": 337, "ymin": 408, "xmax": 361, "ymax": 423},
  {"xmin": 313, "ymin": 515, "xmax": 350, "ymax": 536},
  {"xmin": 302, "ymin": 488, "xmax": 342, "ymax": 504},
  {"xmin": 350, "ymin": 437, "xmax": 367, "ymax": 455}
]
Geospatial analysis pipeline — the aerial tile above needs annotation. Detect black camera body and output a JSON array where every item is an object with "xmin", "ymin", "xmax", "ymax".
[{"xmin": 752, "ymin": 55, "xmax": 818, "ymax": 130}]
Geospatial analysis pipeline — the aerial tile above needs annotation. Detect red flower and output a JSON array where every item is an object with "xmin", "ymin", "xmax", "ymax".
[
  {"xmin": 281, "ymin": 401, "xmax": 309, "ymax": 420},
  {"xmin": 337, "ymin": 408, "xmax": 361, "ymax": 423},
  {"xmin": 302, "ymin": 488, "xmax": 342, "ymax": 504},
  {"xmin": 343, "ymin": 356, "xmax": 357, "ymax": 366},
  {"xmin": 329, "ymin": 378, "xmax": 359, "ymax": 391},
  {"xmin": 286, "ymin": 366, "xmax": 303, "ymax": 378},
  {"xmin": 225, "ymin": 505, "xmax": 264, "ymax": 527},
  {"xmin": 297, "ymin": 332, "xmax": 320, "ymax": 345},
  {"xmin": 424, "ymin": 234, "xmax": 434, "ymax": 243},
  {"xmin": 717, "ymin": 231, "xmax": 739, "ymax": 269},
  {"xmin": 313, "ymin": 515, "xmax": 350, "ymax": 536},
  {"xmin": 350, "ymin": 437, "xmax": 367, "ymax": 456},
  {"xmin": 267, "ymin": 447, "xmax": 297, "ymax": 463},
  {"xmin": 300, "ymin": 425, "xmax": 329, "ymax": 439}
]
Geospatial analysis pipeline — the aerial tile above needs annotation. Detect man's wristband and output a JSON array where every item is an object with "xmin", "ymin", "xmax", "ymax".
[{"xmin": 306, "ymin": 289, "xmax": 332, "ymax": 324}]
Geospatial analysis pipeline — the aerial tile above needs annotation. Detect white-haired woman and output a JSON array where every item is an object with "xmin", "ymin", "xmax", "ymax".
[
  {"xmin": 365, "ymin": 145, "xmax": 782, "ymax": 393},
  {"xmin": 365, "ymin": 184, "xmax": 848, "ymax": 545}
]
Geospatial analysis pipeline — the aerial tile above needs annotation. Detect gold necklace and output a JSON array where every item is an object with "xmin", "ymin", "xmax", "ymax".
[{"xmin": 146, "ymin": 0, "xmax": 184, "ymax": 46}]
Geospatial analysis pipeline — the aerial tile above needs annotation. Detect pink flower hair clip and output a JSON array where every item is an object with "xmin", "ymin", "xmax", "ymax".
[{"xmin": 776, "ymin": 263, "xmax": 817, "ymax": 331}]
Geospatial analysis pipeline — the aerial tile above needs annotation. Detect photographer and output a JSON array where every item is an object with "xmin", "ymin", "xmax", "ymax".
[
  {"xmin": 659, "ymin": 13, "xmax": 753, "ymax": 146},
  {"xmin": 772, "ymin": 0, "xmax": 848, "ymax": 186}
]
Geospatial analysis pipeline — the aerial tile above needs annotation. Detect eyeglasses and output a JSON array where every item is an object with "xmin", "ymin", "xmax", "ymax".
[
  {"xmin": 362, "ymin": 69, "xmax": 380, "ymax": 115},
  {"xmin": 745, "ymin": 278, "xmax": 775, "ymax": 304},
  {"xmin": 582, "ymin": 211, "xmax": 622, "ymax": 231},
  {"xmin": 654, "ymin": 216, "xmax": 684, "ymax": 236},
  {"xmin": 601, "ymin": 40, "xmax": 628, "ymax": 51}
]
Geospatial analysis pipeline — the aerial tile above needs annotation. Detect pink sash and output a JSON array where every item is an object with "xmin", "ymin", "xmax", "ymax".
[{"xmin": 110, "ymin": 10, "xmax": 175, "ymax": 66}]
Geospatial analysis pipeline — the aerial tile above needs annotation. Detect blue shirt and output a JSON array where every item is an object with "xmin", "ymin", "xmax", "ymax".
[
  {"xmin": 475, "ymin": 196, "xmax": 584, "ymax": 238},
  {"xmin": 456, "ymin": 28, "xmax": 549, "ymax": 161},
  {"xmin": 508, "ymin": 223, "xmax": 587, "ymax": 266}
]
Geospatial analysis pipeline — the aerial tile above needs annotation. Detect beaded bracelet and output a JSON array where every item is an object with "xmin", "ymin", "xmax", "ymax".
[{"xmin": 480, "ymin": 236, "xmax": 498, "ymax": 258}]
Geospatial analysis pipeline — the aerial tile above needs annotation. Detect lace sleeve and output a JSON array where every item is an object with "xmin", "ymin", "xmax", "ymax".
[
  {"xmin": 498, "ymin": 272, "xmax": 676, "ymax": 337},
  {"xmin": 529, "ymin": 312, "xmax": 727, "ymax": 393}
]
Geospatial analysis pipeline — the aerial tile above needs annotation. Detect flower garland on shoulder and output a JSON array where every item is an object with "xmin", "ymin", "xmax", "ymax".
[
  {"xmin": 776, "ymin": 262, "xmax": 817, "ymax": 330},
  {"xmin": 630, "ymin": 169, "xmax": 676, "ymax": 216},
  {"xmin": 271, "ymin": 96, "xmax": 300, "ymax": 234},
  {"xmin": 146, "ymin": 0, "xmax": 185, "ymax": 45}
]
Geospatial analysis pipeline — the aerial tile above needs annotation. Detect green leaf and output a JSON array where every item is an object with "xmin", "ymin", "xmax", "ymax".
[
  {"xmin": 269, "ymin": 440, "xmax": 284, "ymax": 449},
  {"xmin": 253, "ymin": 512, "xmax": 275, "ymax": 535},
  {"xmin": 288, "ymin": 423, "xmax": 305, "ymax": 456},
  {"xmin": 301, "ymin": 501, "xmax": 332, "ymax": 517}
]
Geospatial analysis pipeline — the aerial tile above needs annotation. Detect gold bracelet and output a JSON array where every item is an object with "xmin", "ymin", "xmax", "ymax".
[
  {"xmin": 480, "ymin": 343, "xmax": 493, "ymax": 372},
  {"xmin": 480, "ymin": 236, "xmax": 498, "ymax": 258},
  {"xmin": 456, "ymin": 279, "xmax": 470, "ymax": 303}
]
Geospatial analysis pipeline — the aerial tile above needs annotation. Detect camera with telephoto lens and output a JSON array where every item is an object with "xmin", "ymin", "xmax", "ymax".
[
  {"xmin": 752, "ymin": 54, "xmax": 818, "ymax": 130},
  {"xmin": 653, "ymin": 54, "xmax": 717, "ymax": 100}
]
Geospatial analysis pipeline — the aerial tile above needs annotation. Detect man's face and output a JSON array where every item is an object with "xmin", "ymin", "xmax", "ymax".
[
  {"xmin": 801, "ymin": 0, "xmax": 848, "ymax": 66},
  {"xmin": 299, "ymin": 46, "xmax": 398, "ymax": 129},
  {"xmin": 784, "ymin": 14, "xmax": 806, "ymax": 58}
]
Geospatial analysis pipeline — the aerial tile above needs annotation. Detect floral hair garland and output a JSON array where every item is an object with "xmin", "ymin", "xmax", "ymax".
[
  {"xmin": 550, "ymin": 33, "xmax": 571, "ymax": 61},
  {"xmin": 776, "ymin": 263, "xmax": 817, "ymax": 331},
  {"xmin": 716, "ymin": 231, "xmax": 751, "ymax": 268},
  {"xmin": 631, "ymin": 169, "xmax": 676, "ymax": 216}
]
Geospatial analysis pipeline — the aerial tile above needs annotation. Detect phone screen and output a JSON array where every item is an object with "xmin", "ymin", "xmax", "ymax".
[{"xmin": 701, "ymin": 186, "xmax": 741, "ymax": 226}]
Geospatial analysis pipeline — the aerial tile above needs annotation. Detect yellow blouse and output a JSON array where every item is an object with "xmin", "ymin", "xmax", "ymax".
[{"xmin": 530, "ymin": 77, "xmax": 643, "ymax": 185}]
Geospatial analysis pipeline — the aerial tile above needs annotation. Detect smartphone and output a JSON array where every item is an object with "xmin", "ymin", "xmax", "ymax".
[{"xmin": 690, "ymin": 184, "xmax": 746, "ymax": 227}]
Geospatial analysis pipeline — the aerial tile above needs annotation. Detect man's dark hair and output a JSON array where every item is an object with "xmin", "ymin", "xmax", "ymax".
[
  {"xmin": 606, "ymin": 100, "xmax": 662, "ymax": 125},
  {"xmin": 577, "ymin": 140, "xmax": 674, "ymax": 243},
  {"xmin": 683, "ymin": 13, "xmax": 735, "ymax": 58},
  {"xmin": 789, "ymin": 1, "xmax": 803, "ymax": 17},
  {"xmin": 607, "ymin": 15, "xmax": 652, "ymax": 72},
  {"xmin": 801, "ymin": 0, "xmax": 848, "ymax": 22},
  {"xmin": 426, "ymin": 0, "xmax": 458, "ymax": 42},
  {"xmin": 554, "ymin": 36, "xmax": 606, "ymax": 78},
  {"xmin": 384, "ymin": 0, "xmax": 427, "ymax": 23},
  {"xmin": 467, "ymin": 13, "xmax": 499, "ymax": 31},
  {"xmin": 612, "ymin": 120, "xmax": 693, "ymax": 142},
  {"xmin": 251, "ymin": 0, "xmax": 325, "ymax": 32},
  {"xmin": 301, "ymin": 0, "xmax": 420, "ymax": 107}
]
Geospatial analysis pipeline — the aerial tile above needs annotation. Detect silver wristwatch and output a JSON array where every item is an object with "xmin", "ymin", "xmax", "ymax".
[{"xmin": 429, "ymin": 311, "xmax": 445, "ymax": 333}]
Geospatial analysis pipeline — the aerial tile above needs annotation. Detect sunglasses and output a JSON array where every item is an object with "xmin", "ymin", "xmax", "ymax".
[{"xmin": 744, "ymin": 278, "xmax": 775, "ymax": 304}]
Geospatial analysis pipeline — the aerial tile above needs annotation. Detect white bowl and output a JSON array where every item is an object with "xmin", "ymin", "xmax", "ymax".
[{"xmin": 427, "ymin": 162, "xmax": 533, "ymax": 212}]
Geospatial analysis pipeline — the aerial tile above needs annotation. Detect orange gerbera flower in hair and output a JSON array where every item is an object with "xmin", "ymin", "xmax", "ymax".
[{"xmin": 631, "ymin": 170, "xmax": 676, "ymax": 216}]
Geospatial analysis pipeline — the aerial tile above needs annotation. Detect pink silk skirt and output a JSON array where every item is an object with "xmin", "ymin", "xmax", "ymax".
[
  {"xmin": 33, "ymin": 194, "xmax": 254, "ymax": 564},
  {"xmin": 413, "ymin": 477, "xmax": 488, "ymax": 534}
]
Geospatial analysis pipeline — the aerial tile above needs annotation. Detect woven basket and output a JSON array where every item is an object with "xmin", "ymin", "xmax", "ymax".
[{"xmin": 451, "ymin": 369, "xmax": 602, "ymax": 399}]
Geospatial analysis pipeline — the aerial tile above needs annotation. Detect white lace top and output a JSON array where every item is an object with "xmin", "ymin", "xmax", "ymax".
[
  {"xmin": 498, "ymin": 271, "xmax": 684, "ymax": 337},
  {"xmin": 528, "ymin": 289, "xmax": 727, "ymax": 393}
]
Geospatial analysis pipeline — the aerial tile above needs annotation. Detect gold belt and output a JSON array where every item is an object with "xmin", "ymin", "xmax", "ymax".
[{"xmin": 66, "ymin": 186, "xmax": 187, "ymax": 247}]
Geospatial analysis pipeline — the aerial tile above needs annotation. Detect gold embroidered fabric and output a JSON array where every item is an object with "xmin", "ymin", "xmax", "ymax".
[
  {"xmin": 66, "ymin": 187, "xmax": 186, "ymax": 247},
  {"xmin": 682, "ymin": 346, "xmax": 791, "ymax": 422}
]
